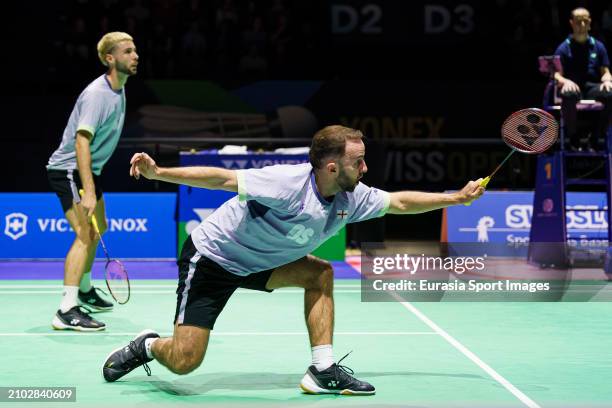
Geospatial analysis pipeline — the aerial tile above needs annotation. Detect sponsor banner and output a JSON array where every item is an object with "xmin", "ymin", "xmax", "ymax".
[
  {"xmin": 446, "ymin": 191, "xmax": 608, "ymax": 244},
  {"xmin": 0, "ymin": 193, "xmax": 176, "ymax": 259}
]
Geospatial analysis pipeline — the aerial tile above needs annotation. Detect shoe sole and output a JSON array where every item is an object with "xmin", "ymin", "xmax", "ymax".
[
  {"xmin": 299, "ymin": 372, "xmax": 375, "ymax": 395},
  {"xmin": 102, "ymin": 329, "xmax": 158, "ymax": 382},
  {"xmin": 51, "ymin": 315, "xmax": 105, "ymax": 332}
]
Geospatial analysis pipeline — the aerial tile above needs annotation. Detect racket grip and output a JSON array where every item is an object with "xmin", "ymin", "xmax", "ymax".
[
  {"xmin": 78, "ymin": 189, "xmax": 101, "ymax": 233},
  {"xmin": 463, "ymin": 176, "xmax": 490, "ymax": 206}
]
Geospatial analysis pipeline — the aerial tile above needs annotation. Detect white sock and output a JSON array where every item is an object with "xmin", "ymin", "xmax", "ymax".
[
  {"xmin": 311, "ymin": 344, "xmax": 334, "ymax": 371},
  {"xmin": 144, "ymin": 338, "xmax": 158, "ymax": 359},
  {"xmin": 79, "ymin": 271, "xmax": 92, "ymax": 292},
  {"xmin": 59, "ymin": 286, "xmax": 79, "ymax": 313}
]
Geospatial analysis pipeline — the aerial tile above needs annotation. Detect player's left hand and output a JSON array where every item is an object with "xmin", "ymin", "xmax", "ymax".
[
  {"xmin": 456, "ymin": 178, "xmax": 486, "ymax": 204},
  {"xmin": 129, "ymin": 152, "xmax": 157, "ymax": 180}
]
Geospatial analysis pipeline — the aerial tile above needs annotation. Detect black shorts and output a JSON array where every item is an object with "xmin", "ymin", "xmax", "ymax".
[
  {"xmin": 47, "ymin": 169, "xmax": 103, "ymax": 213},
  {"xmin": 174, "ymin": 236, "xmax": 275, "ymax": 330}
]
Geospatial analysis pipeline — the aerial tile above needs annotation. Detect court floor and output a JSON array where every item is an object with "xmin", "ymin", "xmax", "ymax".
[{"xmin": 1, "ymin": 271, "xmax": 612, "ymax": 407}]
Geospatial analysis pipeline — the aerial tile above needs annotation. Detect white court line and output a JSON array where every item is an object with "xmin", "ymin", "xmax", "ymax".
[
  {"xmin": 0, "ymin": 284, "xmax": 361, "ymax": 289},
  {"xmin": 390, "ymin": 293, "xmax": 541, "ymax": 408},
  {"xmin": 354, "ymin": 263, "xmax": 541, "ymax": 408},
  {"xmin": 0, "ymin": 331, "xmax": 436, "ymax": 337},
  {"xmin": 0, "ymin": 290, "xmax": 362, "ymax": 295}
]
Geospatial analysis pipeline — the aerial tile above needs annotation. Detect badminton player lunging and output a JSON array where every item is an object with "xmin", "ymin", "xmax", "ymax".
[
  {"xmin": 102, "ymin": 125, "xmax": 484, "ymax": 394},
  {"xmin": 46, "ymin": 32, "xmax": 138, "ymax": 331}
]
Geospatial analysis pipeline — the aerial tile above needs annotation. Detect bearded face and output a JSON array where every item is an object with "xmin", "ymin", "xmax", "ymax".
[
  {"xmin": 108, "ymin": 41, "xmax": 138, "ymax": 75},
  {"xmin": 337, "ymin": 165, "xmax": 360, "ymax": 192},
  {"xmin": 335, "ymin": 139, "xmax": 367, "ymax": 193}
]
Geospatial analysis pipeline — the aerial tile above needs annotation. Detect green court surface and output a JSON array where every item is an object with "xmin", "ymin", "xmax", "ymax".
[{"xmin": 1, "ymin": 279, "xmax": 612, "ymax": 407}]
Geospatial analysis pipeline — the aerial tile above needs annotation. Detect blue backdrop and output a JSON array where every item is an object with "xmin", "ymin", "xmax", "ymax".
[
  {"xmin": 0, "ymin": 193, "xmax": 176, "ymax": 259},
  {"xmin": 446, "ymin": 191, "xmax": 608, "ymax": 244}
]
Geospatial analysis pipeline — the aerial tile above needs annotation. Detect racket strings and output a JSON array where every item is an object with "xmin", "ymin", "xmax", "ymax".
[
  {"xmin": 502, "ymin": 110, "xmax": 559, "ymax": 153},
  {"xmin": 106, "ymin": 260, "xmax": 130, "ymax": 304}
]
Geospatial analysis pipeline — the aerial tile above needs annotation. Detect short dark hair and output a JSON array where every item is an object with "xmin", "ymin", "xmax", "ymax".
[{"xmin": 309, "ymin": 125, "xmax": 364, "ymax": 169}]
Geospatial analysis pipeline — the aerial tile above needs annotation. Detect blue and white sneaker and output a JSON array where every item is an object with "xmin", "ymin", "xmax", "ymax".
[
  {"xmin": 52, "ymin": 306, "xmax": 106, "ymax": 331},
  {"xmin": 300, "ymin": 352, "xmax": 375, "ymax": 395}
]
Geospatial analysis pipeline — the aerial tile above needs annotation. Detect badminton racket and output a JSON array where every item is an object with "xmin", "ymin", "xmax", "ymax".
[
  {"xmin": 79, "ymin": 190, "xmax": 131, "ymax": 304},
  {"xmin": 465, "ymin": 108, "xmax": 559, "ymax": 205}
]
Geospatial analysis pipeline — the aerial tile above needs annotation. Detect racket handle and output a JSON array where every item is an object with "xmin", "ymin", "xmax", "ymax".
[
  {"xmin": 463, "ymin": 176, "xmax": 490, "ymax": 206},
  {"xmin": 78, "ymin": 189, "xmax": 101, "ymax": 234}
]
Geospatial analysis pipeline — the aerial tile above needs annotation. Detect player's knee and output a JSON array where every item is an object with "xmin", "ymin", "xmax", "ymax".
[
  {"xmin": 310, "ymin": 260, "xmax": 333, "ymax": 289},
  {"xmin": 74, "ymin": 226, "xmax": 97, "ymax": 246},
  {"xmin": 320, "ymin": 262, "xmax": 334, "ymax": 287},
  {"xmin": 171, "ymin": 350, "xmax": 203, "ymax": 375}
]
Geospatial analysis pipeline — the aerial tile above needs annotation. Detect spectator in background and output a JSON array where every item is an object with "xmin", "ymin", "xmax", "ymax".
[
  {"xmin": 181, "ymin": 22, "xmax": 208, "ymax": 77},
  {"xmin": 96, "ymin": 0, "xmax": 122, "ymax": 26},
  {"xmin": 270, "ymin": 14, "xmax": 293, "ymax": 76},
  {"xmin": 242, "ymin": 16, "xmax": 267, "ymax": 52},
  {"xmin": 215, "ymin": 0, "xmax": 238, "ymax": 28},
  {"xmin": 152, "ymin": 0, "xmax": 180, "ymax": 34},
  {"xmin": 63, "ymin": 17, "xmax": 94, "ymax": 80},
  {"xmin": 147, "ymin": 22, "xmax": 175, "ymax": 78},
  {"xmin": 239, "ymin": 45, "xmax": 268, "ymax": 78},
  {"xmin": 125, "ymin": 0, "xmax": 150, "ymax": 23},
  {"xmin": 214, "ymin": 0, "xmax": 240, "ymax": 77},
  {"xmin": 97, "ymin": 16, "xmax": 112, "ymax": 38},
  {"xmin": 554, "ymin": 7, "xmax": 612, "ymax": 151}
]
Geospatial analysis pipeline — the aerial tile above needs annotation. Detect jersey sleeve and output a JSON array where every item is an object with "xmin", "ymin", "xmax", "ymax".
[
  {"xmin": 347, "ymin": 182, "xmax": 390, "ymax": 223},
  {"xmin": 76, "ymin": 91, "xmax": 110, "ymax": 137},
  {"xmin": 236, "ymin": 165, "xmax": 297, "ymax": 208}
]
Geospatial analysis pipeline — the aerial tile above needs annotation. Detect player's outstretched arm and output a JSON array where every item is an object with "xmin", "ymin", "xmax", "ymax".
[
  {"xmin": 387, "ymin": 179, "xmax": 484, "ymax": 215},
  {"xmin": 129, "ymin": 152, "xmax": 237, "ymax": 192}
]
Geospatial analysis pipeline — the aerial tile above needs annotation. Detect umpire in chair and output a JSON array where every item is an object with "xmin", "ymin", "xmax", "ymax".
[{"xmin": 554, "ymin": 7, "xmax": 612, "ymax": 152}]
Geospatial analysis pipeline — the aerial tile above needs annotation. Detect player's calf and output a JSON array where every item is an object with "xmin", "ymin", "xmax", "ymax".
[{"xmin": 165, "ymin": 350, "xmax": 203, "ymax": 375}]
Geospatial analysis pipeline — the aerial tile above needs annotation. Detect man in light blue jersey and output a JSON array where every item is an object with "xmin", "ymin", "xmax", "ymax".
[
  {"xmin": 46, "ymin": 32, "xmax": 138, "ymax": 331},
  {"xmin": 102, "ymin": 125, "xmax": 485, "ymax": 394}
]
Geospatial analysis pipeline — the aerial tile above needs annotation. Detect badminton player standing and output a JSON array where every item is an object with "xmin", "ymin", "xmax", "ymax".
[
  {"xmin": 46, "ymin": 32, "xmax": 138, "ymax": 331},
  {"xmin": 103, "ymin": 126, "xmax": 484, "ymax": 394}
]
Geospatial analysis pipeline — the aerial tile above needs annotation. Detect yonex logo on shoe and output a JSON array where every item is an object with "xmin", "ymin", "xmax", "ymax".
[
  {"xmin": 328, "ymin": 380, "xmax": 338, "ymax": 387},
  {"xmin": 70, "ymin": 319, "xmax": 80, "ymax": 325}
]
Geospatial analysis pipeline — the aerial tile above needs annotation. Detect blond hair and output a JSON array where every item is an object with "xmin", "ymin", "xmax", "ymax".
[
  {"xmin": 97, "ymin": 32, "xmax": 134, "ymax": 66},
  {"xmin": 309, "ymin": 125, "xmax": 363, "ymax": 169}
]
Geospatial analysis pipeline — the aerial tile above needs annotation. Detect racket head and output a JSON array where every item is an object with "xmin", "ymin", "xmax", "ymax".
[
  {"xmin": 501, "ymin": 108, "xmax": 559, "ymax": 154},
  {"xmin": 104, "ymin": 259, "xmax": 130, "ymax": 304}
]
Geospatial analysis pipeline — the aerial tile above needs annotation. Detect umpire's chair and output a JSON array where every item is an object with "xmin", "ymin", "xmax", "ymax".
[
  {"xmin": 538, "ymin": 55, "xmax": 609, "ymax": 151},
  {"xmin": 530, "ymin": 56, "xmax": 612, "ymax": 276}
]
